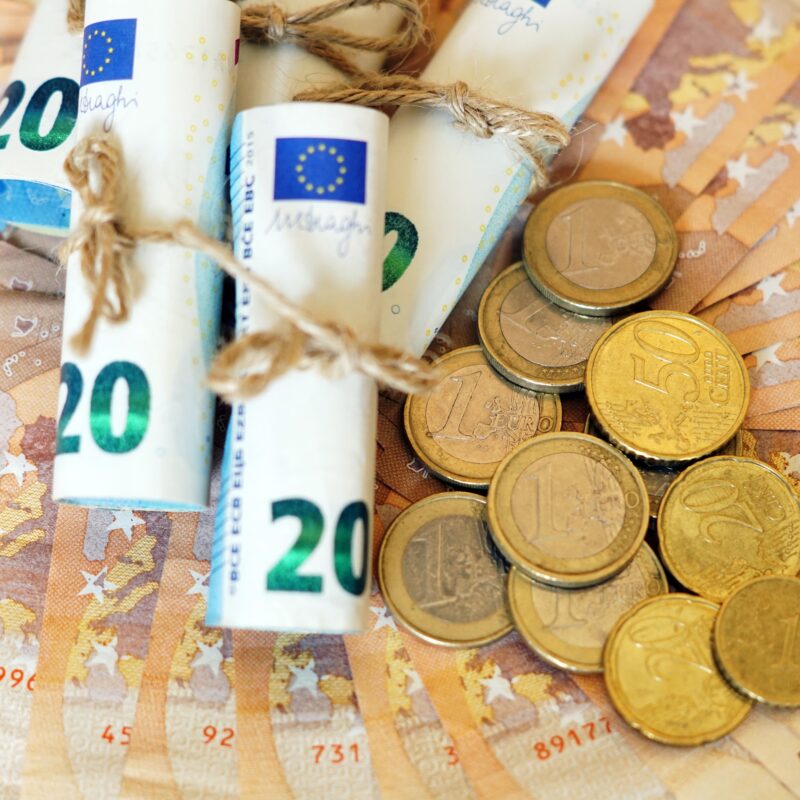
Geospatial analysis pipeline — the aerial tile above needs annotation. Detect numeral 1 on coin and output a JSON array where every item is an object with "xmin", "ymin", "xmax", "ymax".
[{"xmin": 776, "ymin": 614, "xmax": 800, "ymax": 668}]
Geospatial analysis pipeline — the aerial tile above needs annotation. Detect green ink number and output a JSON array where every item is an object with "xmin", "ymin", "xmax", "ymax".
[
  {"xmin": 56, "ymin": 361, "xmax": 151, "ymax": 455},
  {"xmin": 383, "ymin": 211, "xmax": 418, "ymax": 291},
  {"xmin": 56, "ymin": 362, "xmax": 83, "ymax": 454},
  {"xmin": 19, "ymin": 77, "xmax": 79, "ymax": 152},
  {"xmin": 0, "ymin": 81, "xmax": 25, "ymax": 150},
  {"xmin": 334, "ymin": 501, "xmax": 369, "ymax": 596},
  {"xmin": 267, "ymin": 499, "xmax": 370, "ymax": 595},
  {"xmin": 267, "ymin": 499, "xmax": 324, "ymax": 593},
  {"xmin": 90, "ymin": 361, "xmax": 151, "ymax": 453}
]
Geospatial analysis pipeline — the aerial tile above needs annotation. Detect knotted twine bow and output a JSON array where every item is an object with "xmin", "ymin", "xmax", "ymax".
[
  {"xmin": 297, "ymin": 74, "xmax": 571, "ymax": 191},
  {"xmin": 68, "ymin": 0, "xmax": 425, "ymax": 78},
  {"xmin": 62, "ymin": 136, "xmax": 437, "ymax": 400}
]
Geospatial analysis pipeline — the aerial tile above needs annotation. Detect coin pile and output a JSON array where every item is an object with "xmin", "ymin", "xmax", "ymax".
[{"xmin": 379, "ymin": 180, "xmax": 800, "ymax": 747}]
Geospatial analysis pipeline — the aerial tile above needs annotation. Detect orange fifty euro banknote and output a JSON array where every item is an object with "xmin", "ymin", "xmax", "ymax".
[
  {"xmin": 699, "ymin": 262, "xmax": 800, "ymax": 355},
  {"xmin": 651, "ymin": 80, "xmax": 800, "ymax": 312}
]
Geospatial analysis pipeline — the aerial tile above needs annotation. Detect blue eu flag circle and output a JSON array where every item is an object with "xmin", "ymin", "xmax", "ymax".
[
  {"xmin": 274, "ymin": 138, "xmax": 367, "ymax": 204},
  {"xmin": 81, "ymin": 18, "xmax": 137, "ymax": 87}
]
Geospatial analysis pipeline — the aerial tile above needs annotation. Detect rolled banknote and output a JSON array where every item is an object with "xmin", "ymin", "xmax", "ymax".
[
  {"xmin": 208, "ymin": 102, "xmax": 388, "ymax": 632},
  {"xmin": 236, "ymin": 0, "xmax": 405, "ymax": 110},
  {"xmin": 0, "ymin": 0, "xmax": 82, "ymax": 235},
  {"xmin": 52, "ymin": 0, "xmax": 240, "ymax": 509},
  {"xmin": 381, "ymin": 0, "xmax": 654, "ymax": 355}
]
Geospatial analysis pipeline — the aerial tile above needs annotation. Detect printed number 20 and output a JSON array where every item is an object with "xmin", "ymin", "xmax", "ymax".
[
  {"xmin": 0, "ymin": 78, "xmax": 79, "ymax": 152},
  {"xmin": 57, "ymin": 361, "xmax": 151, "ymax": 455},
  {"xmin": 267, "ymin": 499, "xmax": 369, "ymax": 596}
]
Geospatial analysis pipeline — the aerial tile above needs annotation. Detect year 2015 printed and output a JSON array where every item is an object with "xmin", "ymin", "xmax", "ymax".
[{"xmin": 533, "ymin": 716, "xmax": 613, "ymax": 759}]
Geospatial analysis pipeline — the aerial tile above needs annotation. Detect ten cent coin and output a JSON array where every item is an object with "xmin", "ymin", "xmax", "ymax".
[
  {"xmin": 378, "ymin": 492, "xmax": 513, "ymax": 647},
  {"xmin": 487, "ymin": 432, "xmax": 648, "ymax": 588},
  {"xmin": 658, "ymin": 457, "xmax": 800, "ymax": 603},
  {"xmin": 714, "ymin": 576, "xmax": 800, "ymax": 707},
  {"xmin": 584, "ymin": 416, "xmax": 744, "ymax": 519},
  {"xmin": 523, "ymin": 181, "xmax": 677, "ymax": 316},
  {"xmin": 404, "ymin": 346, "xmax": 561, "ymax": 488},
  {"xmin": 604, "ymin": 594, "xmax": 752, "ymax": 746},
  {"xmin": 478, "ymin": 263, "xmax": 613, "ymax": 393},
  {"xmin": 586, "ymin": 311, "xmax": 749, "ymax": 463},
  {"xmin": 508, "ymin": 542, "xmax": 668, "ymax": 673}
]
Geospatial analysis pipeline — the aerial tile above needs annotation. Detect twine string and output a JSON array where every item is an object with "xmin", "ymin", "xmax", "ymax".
[
  {"xmin": 67, "ymin": 0, "xmax": 425, "ymax": 78},
  {"xmin": 61, "ymin": 136, "xmax": 437, "ymax": 400},
  {"xmin": 296, "ymin": 74, "xmax": 571, "ymax": 188}
]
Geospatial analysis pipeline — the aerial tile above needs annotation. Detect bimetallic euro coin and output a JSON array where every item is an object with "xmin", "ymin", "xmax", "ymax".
[
  {"xmin": 378, "ymin": 492, "xmax": 513, "ymax": 647},
  {"xmin": 584, "ymin": 416, "xmax": 744, "ymax": 519},
  {"xmin": 604, "ymin": 594, "xmax": 752, "ymax": 746},
  {"xmin": 714, "ymin": 576, "xmax": 800, "ymax": 707},
  {"xmin": 522, "ymin": 181, "xmax": 677, "ymax": 316},
  {"xmin": 586, "ymin": 311, "xmax": 749, "ymax": 464},
  {"xmin": 658, "ymin": 457, "xmax": 800, "ymax": 603},
  {"xmin": 487, "ymin": 432, "xmax": 648, "ymax": 588},
  {"xmin": 404, "ymin": 346, "xmax": 561, "ymax": 489},
  {"xmin": 478, "ymin": 263, "xmax": 613, "ymax": 393},
  {"xmin": 508, "ymin": 542, "xmax": 667, "ymax": 673}
]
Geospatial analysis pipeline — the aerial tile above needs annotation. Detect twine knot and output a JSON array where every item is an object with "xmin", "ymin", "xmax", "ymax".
[
  {"xmin": 296, "ymin": 75, "xmax": 571, "ymax": 191},
  {"xmin": 61, "ymin": 136, "xmax": 438, "ymax": 398},
  {"xmin": 61, "ymin": 136, "xmax": 137, "ymax": 354}
]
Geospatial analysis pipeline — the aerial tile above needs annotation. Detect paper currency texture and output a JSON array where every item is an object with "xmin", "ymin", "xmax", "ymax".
[
  {"xmin": 53, "ymin": 0, "xmax": 240, "ymax": 510},
  {"xmin": 237, "ymin": 0, "xmax": 403, "ymax": 110},
  {"xmin": 208, "ymin": 102, "xmax": 388, "ymax": 633},
  {"xmin": 0, "ymin": 0, "xmax": 82, "ymax": 235},
  {"xmin": 380, "ymin": 0, "xmax": 653, "ymax": 355}
]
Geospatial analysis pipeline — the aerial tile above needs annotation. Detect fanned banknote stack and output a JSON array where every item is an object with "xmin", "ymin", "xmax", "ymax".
[{"xmin": 0, "ymin": 0, "xmax": 799, "ymax": 798}]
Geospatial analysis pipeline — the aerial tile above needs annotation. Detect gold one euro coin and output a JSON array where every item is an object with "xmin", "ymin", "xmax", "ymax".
[
  {"xmin": 378, "ymin": 492, "xmax": 513, "ymax": 648},
  {"xmin": 604, "ymin": 594, "xmax": 753, "ymax": 745},
  {"xmin": 658, "ymin": 456, "xmax": 800, "ymax": 603},
  {"xmin": 586, "ymin": 311, "xmax": 749, "ymax": 463},
  {"xmin": 584, "ymin": 416, "xmax": 744, "ymax": 519},
  {"xmin": 522, "ymin": 180, "xmax": 677, "ymax": 316},
  {"xmin": 508, "ymin": 542, "xmax": 667, "ymax": 673},
  {"xmin": 487, "ymin": 432, "xmax": 648, "ymax": 588},
  {"xmin": 404, "ymin": 345, "xmax": 561, "ymax": 488},
  {"xmin": 714, "ymin": 576, "xmax": 800, "ymax": 707},
  {"xmin": 478, "ymin": 263, "xmax": 614, "ymax": 393}
]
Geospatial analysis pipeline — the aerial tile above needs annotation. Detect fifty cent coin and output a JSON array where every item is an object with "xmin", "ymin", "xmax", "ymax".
[
  {"xmin": 378, "ymin": 492, "xmax": 513, "ymax": 647},
  {"xmin": 584, "ymin": 416, "xmax": 744, "ymax": 519},
  {"xmin": 586, "ymin": 311, "xmax": 749, "ymax": 463},
  {"xmin": 714, "ymin": 576, "xmax": 800, "ymax": 707},
  {"xmin": 604, "ymin": 594, "xmax": 752, "ymax": 746},
  {"xmin": 523, "ymin": 181, "xmax": 677, "ymax": 316},
  {"xmin": 658, "ymin": 457, "xmax": 800, "ymax": 603},
  {"xmin": 478, "ymin": 263, "xmax": 613, "ymax": 393},
  {"xmin": 487, "ymin": 432, "xmax": 648, "ymax": 588},
  {"xmin": 508, "ymin": 542, "xmax": 667, "ymax": 673},
  {"xmin": 404, "ymin": 346, "xmax": 561, "ymax": 488}
]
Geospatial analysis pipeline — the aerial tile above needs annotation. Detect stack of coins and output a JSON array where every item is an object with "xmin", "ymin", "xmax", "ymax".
[{"xmin": 379, "ymin": 179, "xmax": 800, "ymax": 749}]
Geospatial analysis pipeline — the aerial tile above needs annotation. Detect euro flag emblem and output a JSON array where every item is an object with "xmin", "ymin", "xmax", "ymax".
[
  {"xmin": 274, "ymin": 138, "xmax": 367, "ymax": 204},
  {"xmin": 81, "ymin": 19, "xmax": 137, "ymax": 87}
]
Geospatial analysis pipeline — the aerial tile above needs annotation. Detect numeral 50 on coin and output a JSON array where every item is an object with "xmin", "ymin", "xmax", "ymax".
[{"xmin": 267, "ymin": 499, "xmax": 369, "ymax": 596}]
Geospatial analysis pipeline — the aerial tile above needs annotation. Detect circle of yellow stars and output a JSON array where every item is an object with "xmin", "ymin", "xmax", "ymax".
[
  {"xmin": 83, "ymin": 29, "xmax": 114, "ymax": 79},
  {"xmin": 295, "ymin": 143, "xmax": 347, "ymax": 196}
]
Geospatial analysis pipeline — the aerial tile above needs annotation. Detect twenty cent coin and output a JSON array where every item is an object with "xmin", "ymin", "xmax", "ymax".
[
  {"xmin": 522, "ymin": 181, "xmax": 677, "ymax": 316},
  {"xmin": 404, "ymin": 346, "xmax": 561, "ymax": 488},
  {"xmin": 658, "ymin": 457, "xmax": 800, "ymax": 603},
  {"xmin": 586, "ymin": 311, "xmax": 749, "ymax": 463},
  {"xmin": 478, "ymin": 263, "xmax": 613, "ymax": 392},
  {"xmin": 604, "ymin": 594, "xmax": 752, "ymax": 746},
  {"xmin": 508, "ymin": 542, "xmax": 668, "ymax": 673},
  {"xmin": 378, "ymin": 492, "xmax": 513, "ymax": 647},
  {"xmin": 487, "ymin": 432, "xmax": 648, "ymax": 587},
  {"xmin": 584, "ymin": 416, "xmax": 744, "ymax": 519},
  {"xmin": 714, "ymin": 576, "xmax": 800, "ymax": 707}
]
